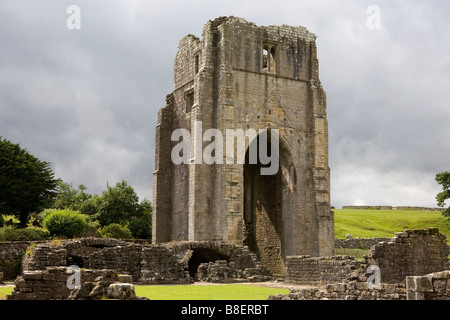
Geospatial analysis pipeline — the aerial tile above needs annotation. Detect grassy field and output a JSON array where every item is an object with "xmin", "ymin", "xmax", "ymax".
[
  {"xmin": 135, "ymin": 284, "xmax": 288, "ymax": 300},
  {"xmin": 0, "ymin": 287, "xmax": 13, "ymax": 300},
  {"xmin": 334, "ymin": 209, "xmax": 450, "ymax": 239},
  {"xmin": 0, "ymin": 284, "xmax": 288, "ymax": 300}
]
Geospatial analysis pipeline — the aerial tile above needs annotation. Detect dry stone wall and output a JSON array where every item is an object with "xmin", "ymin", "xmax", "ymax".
[
  {"xmin": 334, "ymin": 238, "xmax": 390, "ymax": 249},
  {"xmin": 341, "ymin": 205, "xmax": 444, "ymax": 211}
]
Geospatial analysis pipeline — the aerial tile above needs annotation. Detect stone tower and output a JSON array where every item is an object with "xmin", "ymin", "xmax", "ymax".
[{"xmin": 153, "ymin": 17, "xmax": 334, "ymax": 274}]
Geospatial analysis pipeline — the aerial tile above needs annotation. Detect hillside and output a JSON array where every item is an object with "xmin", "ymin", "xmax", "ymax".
[{"xmin": 333, "ymin": 209, "xmax": 450, "ymax": 239}]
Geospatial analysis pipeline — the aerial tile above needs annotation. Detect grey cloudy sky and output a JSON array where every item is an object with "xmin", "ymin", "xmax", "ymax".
[{"xmin": 0, "ymin": 0, "xmax": 449, "ymax": 208}]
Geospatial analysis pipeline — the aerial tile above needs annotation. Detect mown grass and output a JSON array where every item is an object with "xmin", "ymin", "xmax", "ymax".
[
  {"xmin": 134, "ymin": 284, "xmax": 289, "ymax": 300},
  {"xmin": 334, "ymin": 209, "xmax": 450, "ymax": 239},
  {"xmin": 1, "ymin": 284, "xmax": 288, "ymax": 300},
  {"xmin": 0, "ymin": 286, "xmax": 13, "ymax": 300}
]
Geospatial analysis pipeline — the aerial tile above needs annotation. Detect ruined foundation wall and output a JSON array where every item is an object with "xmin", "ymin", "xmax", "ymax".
[
  {"xmin": 0, "ymin": 241, "xmax": 34, "ymax": 280},
  {"xmin": 7, "ymin": 267, "xmax": 132, "ymax": 300},
  {"xmin": 280, "ymin": 229, "xmax": 450, "ymax": 300},
  {"xmin": 367, "ymin": 228, "xmax": 449, "ymax": 283},
  {"xmin": 16, "ymin": 238, "xmax": 271, "ymax": 284}
]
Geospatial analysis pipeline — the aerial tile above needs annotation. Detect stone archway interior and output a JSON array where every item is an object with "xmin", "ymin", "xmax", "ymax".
[{"xmin": 243, "ymin": 133, "xmax": 286, "ymax": 275}]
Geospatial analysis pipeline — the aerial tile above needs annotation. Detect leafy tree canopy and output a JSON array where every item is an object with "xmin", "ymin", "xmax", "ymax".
[
  {"xmin": 0, "ymin": 137, "xmax": 58, "ymax": 225},
  {"xmin": 52, "ymin": 179, "xmax": 152, "ymax": 229},
  {"xmin": 436, "ymin": 171, "xmax": 450, "ymax": 218},
  {"xmin": 96, "ymin": 180, "xmax": 142, "ymax": 226}
]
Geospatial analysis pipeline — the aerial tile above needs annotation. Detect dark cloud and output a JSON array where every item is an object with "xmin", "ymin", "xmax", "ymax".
[{"xmin": 0, "ymin": 0, "xmax": 448, "ymax": 208}]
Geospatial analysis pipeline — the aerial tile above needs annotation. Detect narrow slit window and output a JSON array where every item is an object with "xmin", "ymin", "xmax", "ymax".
[
  {"xmin": 262, "ymin": 46, "xmax": 269, "ymax": 72},
  {"xmin": 194, "ymin": 54, "xmax": 199, "ymax": 74},
  {"xmin": 185, "ymin": 91, "xmax": 194, "ymax": 113},
  {"xmin": 269, "ymin": 47, "xmax": 276, "ymax": 72}
]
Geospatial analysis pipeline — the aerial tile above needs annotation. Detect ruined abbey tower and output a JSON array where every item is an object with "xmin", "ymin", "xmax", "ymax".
[{"xmin": 153, "ymin": 17, "xmax": 334, "ymax": 274}]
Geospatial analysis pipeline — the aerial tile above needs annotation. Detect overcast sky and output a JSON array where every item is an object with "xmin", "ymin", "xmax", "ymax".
[{"xmin": 0, "ymin": 0, "xmax": 449, "ymax": 208}]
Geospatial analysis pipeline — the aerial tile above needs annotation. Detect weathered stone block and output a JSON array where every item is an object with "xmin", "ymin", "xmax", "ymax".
[
  {"xmin": 433, "ymin": 279, "xmax": 447, "ymax": 294},
  {"xmin": 23, "ymin": 271, "xmax": 43, "ymax": 280}
]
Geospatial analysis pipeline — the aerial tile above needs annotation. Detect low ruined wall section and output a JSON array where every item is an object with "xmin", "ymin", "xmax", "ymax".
[
  {"xmin": 285, "ymin": 255, "xmax": 363, "ymax": 285},
  {"xmin": 367, "ymin": 229, "xmax": 449, "ymax": 283}
]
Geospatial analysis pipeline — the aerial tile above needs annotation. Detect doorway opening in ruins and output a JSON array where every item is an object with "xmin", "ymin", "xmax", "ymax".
[
  {"xmin": 187, "ymin": 248, "xmax": 229, "ymax": 278},
  {"xmin": 66, "ymin": 255, "xmax": 85, "ymax": 268},
  {"xmin": 243, "ymin": 131, "xmax": 290, "ymax": 276}
]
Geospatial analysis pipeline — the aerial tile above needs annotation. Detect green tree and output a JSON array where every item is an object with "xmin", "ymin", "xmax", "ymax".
[
  {"xmin": 436, "ymin": 171, "xmax": 450, "ymax": 218},
  {"xmin": 96, "ymin": 180, "xmax": 141, "ymax": 226},
  {"xmin": 0, "ymin": 137, "xmax": 58, "ymax": 225},
  {"xmin": 128, "ymin": 198, "xmax": 152, "ymax": 239},
  {"xmin": 53, "ymin": 181, "xmax": 97, "ymax": 215}
]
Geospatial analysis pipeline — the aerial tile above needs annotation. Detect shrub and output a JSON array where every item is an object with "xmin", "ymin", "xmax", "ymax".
[
  {"xmin": 128, "ymin": 218, "xmax": 151, "ymax": 239},
  {"xmin": 101, "ymin": 223, "xmax": 132, "ymax": 239},
  {"xmin": 43, "ymin": 209, "xmax": 87, "ymax": 238},
  {"xmin": 1, "ymin": 214, "xmax": 20, "ymax": 227},
  {"xmin": 0, "ymin": 225, "xmax": 50, "ymax": 241},
  {"xmin": 84, "ymin": 220, "xmax": 102, "ymax": 237}
]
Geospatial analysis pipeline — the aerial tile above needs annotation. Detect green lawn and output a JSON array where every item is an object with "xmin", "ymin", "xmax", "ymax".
[
  {"xmin": 334, "ymin": 209, "xmax": 450, "ymax": 239},
  {"xmin": 135, "ymin": 284, "xmax": 288, "ymax": 300},
  {"xmin": 0, "ymin": 286, "xmax": 13, "ymax": 299},
  {"xmin": 0, "ymin": 284, "xmax": 288, "ymax": 300}
]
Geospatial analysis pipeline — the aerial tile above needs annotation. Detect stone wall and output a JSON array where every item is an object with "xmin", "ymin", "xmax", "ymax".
[
  {"xmin": 286, "ymin": 229, "xmax": 449, "ymax": 287},
  {"xmin": 342, "ymin": 206, "xmax": 393, "ymax": 210},
  {"xmin": 406, "ymin": 270, "xmax": 450, "ymax": 300},
  {"xmin": 270, "ymin": 270, "xmax": 450, "ymax": 300},
  {"xmin": 277, "ymin": 229, "xmax": 450, "ymax": 300},
  {"xmin": 7, "ymin": 267, "xmax": 136, "ymax": 300},
  {"xmin": 341, "ymin": 206, "xmax": 444, "ymax": 211},
  {"xmin": 334, "ymin": 238, "xmax": 390, "ymax": 249},
  {"xmin": 285, "ymin": 255, "xmax": 363, "ymax": 285},
  {"xmin": 268, "ymin": 283, "xmax": 407, "ymax": 300},
  {"xmin": 367, "ymin": 229, "xmax": 449, "ymax": 283},
  {"xmin": 17, "ymin": 238, "xmax": 271, "ymax": 284},
  {"xmin": 0, "ymin": 241, "xmax": 43, "ymax": 280}
]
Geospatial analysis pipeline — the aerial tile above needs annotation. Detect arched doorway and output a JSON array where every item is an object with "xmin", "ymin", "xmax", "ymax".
[
  {"xmin": 187, "ymin": 248, "xmax": 229, "ymax": 278},
  {"xmin": 243, "ymin": 131, "xmax": 295, "ymax": 275}
]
